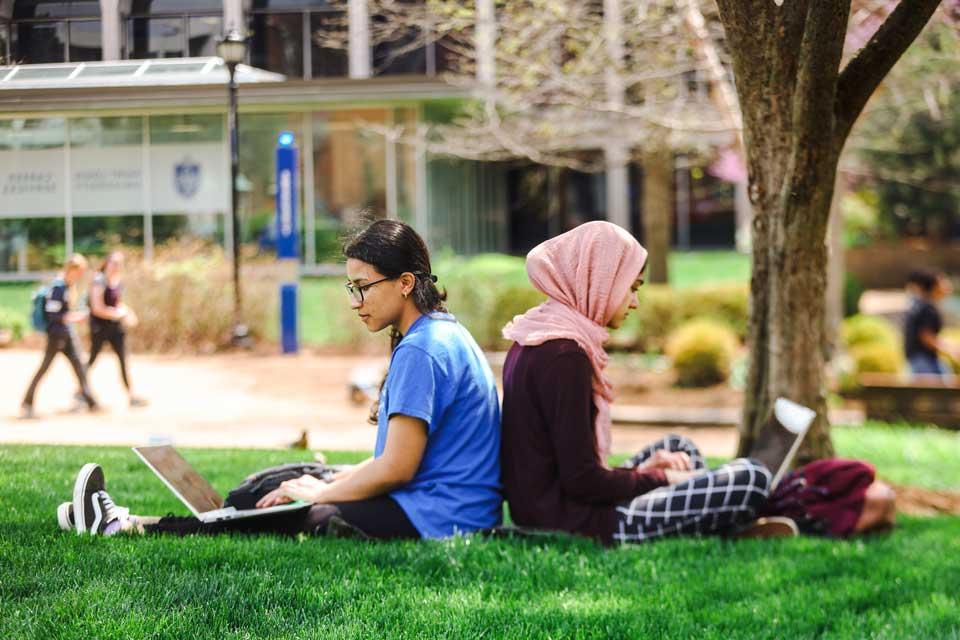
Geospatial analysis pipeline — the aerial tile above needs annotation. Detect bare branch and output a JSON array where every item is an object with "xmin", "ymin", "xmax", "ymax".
[{"xmin": 834, "ymin": 0, "xmax": 944, "ymax": 147}]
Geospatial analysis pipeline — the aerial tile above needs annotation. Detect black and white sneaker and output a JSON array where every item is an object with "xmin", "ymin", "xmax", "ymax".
[
  {"xmin": 57, "ymin": 500, "xmax": 128, "ymax": 532},
  {"xmin": 72, "ymin": 463, "xmax": 105, "ymax": 534},
  {"xmin": 89, "ymin": 490, "xmax": 128, "ymax": 536},
  {"xmin": 57, "ymin": 501, "xmax": 74, "ymax": 531}
]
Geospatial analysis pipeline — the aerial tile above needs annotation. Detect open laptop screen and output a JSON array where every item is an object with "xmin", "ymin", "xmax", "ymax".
[
  {"xmin": 747, "ymin": 398, "xmax": 816, "ymax": 489},
  {"xmin": 134, "ymin": 445, "xmax": 224, "ymax": 514}
]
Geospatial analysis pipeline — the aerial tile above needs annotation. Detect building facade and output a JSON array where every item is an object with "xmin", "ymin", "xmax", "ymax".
[{"xmin": 0, "ymin": 0, "xmax": 737, "ymax": 279}]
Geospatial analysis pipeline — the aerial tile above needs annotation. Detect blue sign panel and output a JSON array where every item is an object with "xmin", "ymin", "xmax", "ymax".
[
  {"xmin": 280, "ymin": 283, "xmax": 299, "ymax": 354},
  {"xmin": 275, "ymin": 131, "xmax": 299, "ymax": 260},
  {"xmin": 276, "ymin": 131, "xmax": 300, "ymax": 353}
]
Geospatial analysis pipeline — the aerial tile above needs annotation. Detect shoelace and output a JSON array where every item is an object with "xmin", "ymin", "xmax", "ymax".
[{"xmin": 98, "ymin": 491, "xmax": 122, "ymax": 522}]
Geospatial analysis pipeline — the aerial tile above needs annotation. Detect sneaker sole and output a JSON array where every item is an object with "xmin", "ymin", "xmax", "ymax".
[
  {"xmin": 72, "ymin": 463, "xmax": 104, "ymax": 535},
  {"xmin": 57, "ymin": 502, "xmax": 73, "ymax": 531}
]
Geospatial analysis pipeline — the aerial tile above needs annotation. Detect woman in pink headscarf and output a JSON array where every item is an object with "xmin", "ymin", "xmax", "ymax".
[{"xmin": 500, "ymin": 221, "xmax": 776, "ymax": 545}]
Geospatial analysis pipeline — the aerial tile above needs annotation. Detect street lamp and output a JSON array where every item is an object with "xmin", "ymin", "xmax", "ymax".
[{"xmin": 217, "ymin": 28, "xmax": 249, "ymax": 346}]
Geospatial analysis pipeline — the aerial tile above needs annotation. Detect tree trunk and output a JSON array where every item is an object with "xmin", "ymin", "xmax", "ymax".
[
  {"xmin": 641, "ymin": 150, "xmax": 673, "ymax": 284},
  {"xmin": 715, "ymin": 0, "xmax": 941, "ymax": 462},
  {"xmin": 737, "ymin": 146, "xmax": 840, "ymax": 462}
]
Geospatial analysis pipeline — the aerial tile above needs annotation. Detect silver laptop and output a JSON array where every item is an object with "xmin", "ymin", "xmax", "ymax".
[
  {"xmin": 748, "ymin": 398, "xmax": 817, "ymax": 490},
  {"xmin": 133, "ymin": 445, "xmax": 309, "ymax": 523}
]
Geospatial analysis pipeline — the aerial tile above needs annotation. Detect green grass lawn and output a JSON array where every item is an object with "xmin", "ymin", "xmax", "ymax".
[{"xmin": 2, "ymin": 423, "xmax": 959, "ymax": 639}]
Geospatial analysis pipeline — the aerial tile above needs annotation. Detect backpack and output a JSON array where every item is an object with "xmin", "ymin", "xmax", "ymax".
[
  {"xmin": 758, "ymin": 459, "xmax": 876, "ymax": 538},
  {"xmin": 223, "ymin": 462, "xmax": 352, "ymax": 510},
  {"xmin": 30, "ymin": 278, "xmax": 64, "ymax": 332}
]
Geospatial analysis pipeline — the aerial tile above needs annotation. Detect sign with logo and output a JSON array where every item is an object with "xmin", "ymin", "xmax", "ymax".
[
  {"xmin": 174, "ymin": 159, "xmax": 201, "ymax": 199},
  {"xmin": 0, "ymin": 143, "xmax": 227, "ymax": 218}
]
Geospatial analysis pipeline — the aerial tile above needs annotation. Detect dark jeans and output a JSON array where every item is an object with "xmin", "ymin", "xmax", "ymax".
[
  {"xmin": 145, "ymin": 495, "xmax": 420, "ymax": 541},
  {"xmin": 88, "ymin": 320, "xmax": 129, "ymax": 390},
  {"xmin": 23, "ymin": 331, "xmax": 96, "ymax": 408}
]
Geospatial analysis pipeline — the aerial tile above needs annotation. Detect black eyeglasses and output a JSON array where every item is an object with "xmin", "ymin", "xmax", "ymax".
[{"xmin": 344, "ymin": 276, "xmax": 395, "ymax": 304}]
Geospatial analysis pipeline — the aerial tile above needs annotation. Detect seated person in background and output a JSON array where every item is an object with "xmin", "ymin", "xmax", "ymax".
[
  {"xmin": 499, "ymin": 221, "xmax": 781, "ymax": 546},
  {"xmin": 904, "ymin": 269, "xmax": 957, "ymax": 381}
]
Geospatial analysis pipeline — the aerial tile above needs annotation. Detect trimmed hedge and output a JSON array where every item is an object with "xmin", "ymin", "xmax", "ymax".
[{"xmin": 665, "ymin": 319, "xmax": 739, "ymax": 387}]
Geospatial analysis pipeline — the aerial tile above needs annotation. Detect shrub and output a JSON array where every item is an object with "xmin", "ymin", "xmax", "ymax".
[
  {"xmin": 613, "ymin": 283, "xmax": 749, "ymax": 351},
  {"xmin": 850, "ymin": 342, "xmax": 904, "ymax": 376},
  {"xmin": 121, "ymin": 241, "xmax": 276, "ymax": 353},
  {"xmin": 841, "ymin": 314, "xmax": 900, "ymax": 351},
  {"xmin": 665, "ymin": 319, "xmax": 739, "ymax": 387},
  {"xmin": 0, "ymin": 307, "xmax": 25, "ymax": 343}
]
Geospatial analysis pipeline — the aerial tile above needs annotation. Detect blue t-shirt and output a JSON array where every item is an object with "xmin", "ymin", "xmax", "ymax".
[{"xmin": 375, "ymin": 312, "xmax": 502, "ymax": 538}]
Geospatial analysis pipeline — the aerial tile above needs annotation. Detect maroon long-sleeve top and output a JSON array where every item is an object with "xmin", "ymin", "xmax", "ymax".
[{"xmin": 500, "ymin": 339, "xmax": 668, "ymax": 542}]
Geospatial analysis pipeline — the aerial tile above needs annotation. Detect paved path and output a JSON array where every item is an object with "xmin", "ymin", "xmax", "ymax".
[{"xmin": 0, "ymin": 348, "xmax": 741, "ymax": 457}]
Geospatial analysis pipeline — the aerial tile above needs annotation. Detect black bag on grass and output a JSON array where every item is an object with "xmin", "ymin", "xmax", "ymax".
[{"xmin": 223, "ymin": 462, "xmax": 351, "ymax": 510}]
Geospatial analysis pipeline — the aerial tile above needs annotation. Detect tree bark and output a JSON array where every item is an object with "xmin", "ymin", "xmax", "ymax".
[
  {"xmin": 641, "ymin": 149, "xmax": 673, "ymax": 284},
  {"xmin": 714, "ymin": 0, "xmax": 942, "ymax": 461}
]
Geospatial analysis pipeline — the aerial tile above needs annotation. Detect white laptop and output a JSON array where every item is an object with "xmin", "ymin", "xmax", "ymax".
[
  {"xmin": 748, "ymin": 398, "xmax": 817, "ymax": 489},
  {"xmin": 133, "ymin": 445, "xmax": 309, "ymax": 523}
]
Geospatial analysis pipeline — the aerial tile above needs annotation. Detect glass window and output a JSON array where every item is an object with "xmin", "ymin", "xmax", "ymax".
[
  {"xmin": 68, "ymin": 20, "xmax": 101, "ymax": 61},
  {"xmin": 309, "ymin": 12, "xmax": 347, "ymax": 78},
  {"xmin": 0, "ymin": 119, "xmax": 67, "ymax": 223},
  {"xmin": 373, "ymin": 36, "xmax": 428, "ymax": 76},
  {"xmin": 248, "ymin": 12, "xmax": 303, "ymax": 77},
  {"xmin": 394, "ymin": 107, "xmax": 417, "ymax": 224},
  {"xmin": 0, "ymin": 117, "xmax": 66, "ymax": 150},
  {"xmin": 238, "ymin": 112, "xmax": 303, "ymax": 244},
  {"xmin": 251, "ymin": 0, "xmax": 333, "ymax": 9},
  {"xmin": 0, "ymin": 218, "xmax": 66, "ymax": 272},
  {"xmin": 129, "ymin": 0, "xmax": 221, "ymax": 14},
  {"xmin": 311, "ymin": 109, "xmax": 387, "ymax": 261},
  {"xmin": 72, "ymin": 215, "xmax": 145, "ymax": 257},
  {"xmin": 1, "ymin": 24, "xmax": 9, "ymax": 64},
  {"xmin": 127, "ymin": 17, "xmax": 184, "ymax": 59},
  {"xmin": 14, "ymin": 0, "xmax": 100, "ymax": 18},
  {"xmin": 70, "ymin": 116, "xmax": 143, "ymax": 147},
  {"xmin": 12, "ymin": 22, "xmax": 67, "ymax": 63},
  {"xmin": 149, "ymin": 114, "xmax": 222, "ymax": 144},
  {"xmin": 152, "ymin": 213, "xmax": 223, "ymax": 244},
  {"xmin": 188, "ymin": 15, "xmax": 221, "ymax": 57},
  {"xmin": 13, "ymin": 1, "xmax": 72, "ymax": 19}
]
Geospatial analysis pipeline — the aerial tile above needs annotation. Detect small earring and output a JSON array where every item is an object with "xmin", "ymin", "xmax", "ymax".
[{"xmin": 403, "ymin": 292, "xmax": 408, "ymax": 299}]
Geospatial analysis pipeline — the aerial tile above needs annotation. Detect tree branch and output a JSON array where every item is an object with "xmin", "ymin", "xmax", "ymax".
[{"xmin": 834, "ymin": 0, "xmax": 943, "ymax": 147}]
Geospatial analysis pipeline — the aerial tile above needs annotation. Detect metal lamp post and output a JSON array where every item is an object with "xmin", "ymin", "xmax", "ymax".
[{"xmin": 217, "ymin": 29, "xmax": 249, "ymax": 346}]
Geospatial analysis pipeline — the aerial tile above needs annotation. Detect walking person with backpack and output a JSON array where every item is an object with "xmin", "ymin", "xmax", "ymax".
[
  {"xmin": 80, "ymin": 250, "xmax": 147, "ymax": 408},
  {"xmin": 21, "ymin": 254, "xmax": 100, "ymax": 419}
]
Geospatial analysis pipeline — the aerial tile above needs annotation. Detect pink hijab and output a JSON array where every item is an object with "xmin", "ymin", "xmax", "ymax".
[{"xmin": 502, "ymin": 221, "xmax": 648, "ymax": 461}]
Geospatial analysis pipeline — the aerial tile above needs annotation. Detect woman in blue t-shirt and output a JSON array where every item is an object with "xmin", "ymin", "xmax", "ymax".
[{"xmin": 61, "ymin": 221, "xmax": 503, "ymax": 541}]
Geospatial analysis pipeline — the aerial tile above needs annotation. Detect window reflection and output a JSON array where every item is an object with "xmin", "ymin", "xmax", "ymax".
[
  {"xmin": 248, "ymin": 12, "xmax": 303, "ymax": 77},
  {"xmin": 12, "ymin": 22, "xmax": 67, "ymax": 63},
  {"xmin": 127, "ymin": 17, "xmax": 184, "ymax": 59},
  {"xmin": 188, "ymin": 16, "xmax": 221, "ymax": 57},
  {"xmin": 68, "ymin": 20, "xmax": 101, "ymax": 61}
]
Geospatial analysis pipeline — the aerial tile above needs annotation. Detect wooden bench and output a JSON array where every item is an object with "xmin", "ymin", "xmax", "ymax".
[{"xmin": 859, "ymin": 373, "xmax": 960, "ymax": 429}]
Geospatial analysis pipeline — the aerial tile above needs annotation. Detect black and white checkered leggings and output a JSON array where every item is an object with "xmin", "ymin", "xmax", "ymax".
[{"xmin": 614, "ymin": 434, "xmax": 771, "ymax": 544}]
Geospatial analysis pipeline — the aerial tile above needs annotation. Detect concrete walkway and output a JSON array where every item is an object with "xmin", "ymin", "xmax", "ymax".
[{"xmin": 0, "ymin": 348, "xmax": 768, "ymax": 458}]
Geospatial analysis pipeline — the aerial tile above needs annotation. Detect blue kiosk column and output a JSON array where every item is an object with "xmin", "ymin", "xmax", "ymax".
[{"xmin": 275, "ymin": 131, "xmax": 299, "ymax": 354}]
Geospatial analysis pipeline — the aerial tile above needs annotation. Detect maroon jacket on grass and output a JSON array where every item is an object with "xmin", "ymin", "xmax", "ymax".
[{"xmin": 500, "ymin": 339, "xmax": 668, "ymax": 542}]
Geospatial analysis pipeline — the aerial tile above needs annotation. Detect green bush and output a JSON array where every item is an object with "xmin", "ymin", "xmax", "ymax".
[
  {"xmin": 850, "ymin": 342, "xmax": 904, "ymax": 376},
  {"xmin": 613, "ymin": 283, "xmax": 749, "ymax": 351},
  {"xmin": 841, "ymin": 314, "xmax": 900, "ymax": 351},
  {"xmin": 665, "ymin": 319, "xmax": 739, "ymax": 387},
  {"xmin": 121, "ymin": 241, "xmax": 276, "ymax": 353},
  {"xmin": 0, "ymin": 307, "xmax": 26, "ymax": 342}
]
